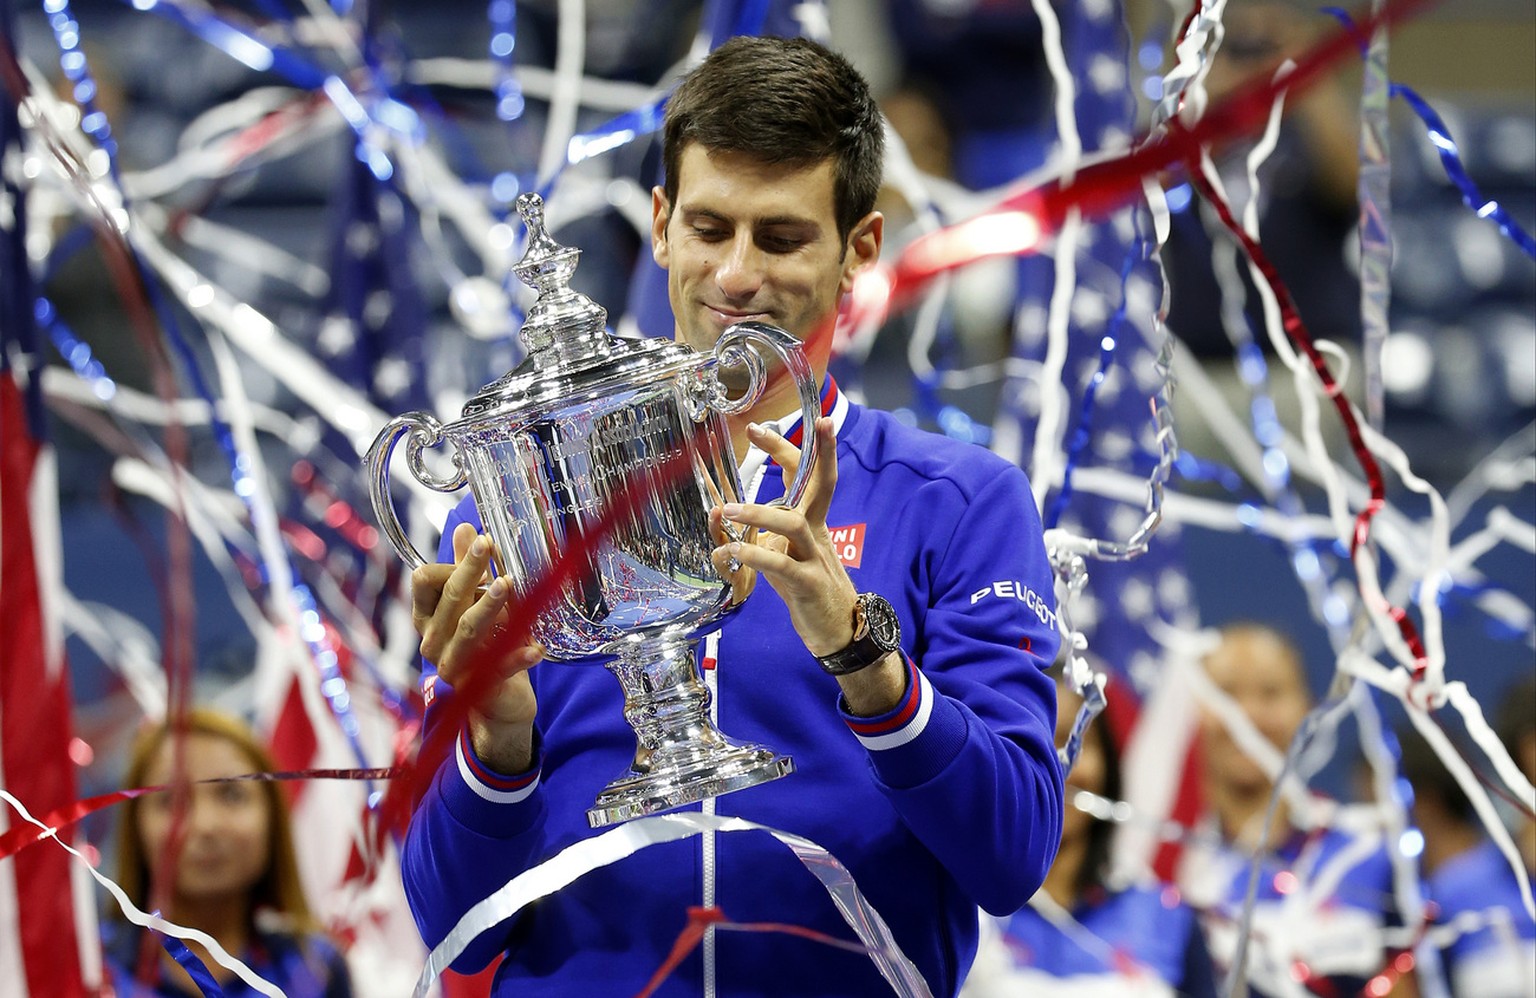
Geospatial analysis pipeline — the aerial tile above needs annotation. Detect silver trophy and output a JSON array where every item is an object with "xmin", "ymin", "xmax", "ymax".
[{"xmin": 367, "ymin": 193, "xmax": 819, "ymax": 827}]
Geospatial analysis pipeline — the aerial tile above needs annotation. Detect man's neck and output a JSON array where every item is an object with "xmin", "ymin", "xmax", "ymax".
[{"xmin": 726, "ymin": 373, "xmax": 827, "ymax": 463}]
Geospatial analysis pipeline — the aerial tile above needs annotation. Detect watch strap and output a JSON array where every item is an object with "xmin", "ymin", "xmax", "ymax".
[{"xmin": 816, "ymin": 593, "xmax": 900, "ymax": 676}]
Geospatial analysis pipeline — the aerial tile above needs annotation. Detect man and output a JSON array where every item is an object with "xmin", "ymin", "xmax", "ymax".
[
  {"xmin": 402, "ymin": 36, "xmax": 1063, "ymax": 997},
  {"xmin": 1181, "ymin": 624, "xmax": 1413, "ymax": 998}
]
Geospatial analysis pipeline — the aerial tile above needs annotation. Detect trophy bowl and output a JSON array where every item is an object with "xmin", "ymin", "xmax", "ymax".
[{"xmin": 367, "ymin": 194, "xmax": 820, "ymax": 827}]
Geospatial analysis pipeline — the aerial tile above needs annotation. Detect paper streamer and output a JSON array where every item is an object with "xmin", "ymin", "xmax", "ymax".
[
  {"xmin": 0, "ymin": 787, "xmax": 286, "ymax": 998},
  {"xmin": 1323, "ymin": 6, "xmax": 1536, "ymax": 259},
  {"xmin": 412, "ymin": 812, "xmax": 932, "ymax": 998}
]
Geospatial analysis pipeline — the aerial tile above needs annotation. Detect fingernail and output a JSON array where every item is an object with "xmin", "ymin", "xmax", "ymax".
[
  {"xmin": 746, "ymin": 422, "xmax": 764, "ymax": 435},
  {"xmin": 721, "ymin": 503, "xmax": 743, "ymax": 518},
  {"xmin": 728, "ymin": 541, "xmax": 742, "ymax": 555},
  {"xmin": 488, "ymin": 577, "xmax": 507, "ymax": 598},
  {"xmin": 471, "ymin": 535, "xmax": 489, "ymax": 556}
]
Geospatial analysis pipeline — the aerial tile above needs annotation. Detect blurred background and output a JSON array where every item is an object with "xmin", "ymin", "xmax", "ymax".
[{"xmin": 2, "ymin": 0, "xmax": 1532, "ymax": 993}]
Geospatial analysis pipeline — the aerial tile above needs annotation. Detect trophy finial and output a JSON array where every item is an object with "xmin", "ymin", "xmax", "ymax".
[
  {"xmin": 515, "ymin": 191, "xmax": 542, "ymax": 226},
  {"xmin": 510, "ymin": 192, "xmax": 609, "ymax": 367},
  {"xmin": 512, "ymin": 192, "xmax": 579, "ymax": 296}
]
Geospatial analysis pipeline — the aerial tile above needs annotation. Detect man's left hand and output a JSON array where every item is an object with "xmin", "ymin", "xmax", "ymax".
[{"xmin": 711, "ymin": 417, "xmax": 905, "ymax": 714}]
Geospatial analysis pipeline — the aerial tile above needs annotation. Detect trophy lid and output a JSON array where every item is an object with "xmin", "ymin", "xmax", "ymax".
[
  {"xmin": 511, "ymin": 192, "xmax": 610, "ymax": 370},
  {"xmin": 460, "ymin": 193, "xmax": 693, "ymax": 420}
]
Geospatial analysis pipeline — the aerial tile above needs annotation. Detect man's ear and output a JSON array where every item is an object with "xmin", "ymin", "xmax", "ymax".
[
  {"xmin": 651, "ymin": 186, "xmax": 671, "ymax": 269},
  {"xmin": 839, "ymin": 211, "xmax": 883, "ymax": 294}
]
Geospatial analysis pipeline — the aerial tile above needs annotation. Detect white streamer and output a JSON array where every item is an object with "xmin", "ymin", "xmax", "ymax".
[
  {"xmin": 413, "ymin": 812, "xmax": 932, "ymax": 998},
  {"xmin": 0, "ymin": 789, "xmax": 286, "ymax": 998},
  {"xmin": 1337, "ymin": 652, "xmax": 1534, "ymax": 921},
  {"xmin": 537, "ymin": 0, "xmax": 589, "ymax": 187}
]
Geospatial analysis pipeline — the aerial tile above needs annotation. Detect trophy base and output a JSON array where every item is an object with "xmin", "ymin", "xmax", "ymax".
[{"xmin": 586, "ymin": 745, "xmax": 795, "ymax": 828}]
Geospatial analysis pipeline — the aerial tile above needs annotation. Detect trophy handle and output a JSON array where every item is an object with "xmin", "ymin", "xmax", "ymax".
[
  {"xmin": 366, "ymin": 412, "xmax": 468, "ymax": 571},
  {"xmin": 712, "ymin": 322, "xmax": 821, "ymax": 509}
]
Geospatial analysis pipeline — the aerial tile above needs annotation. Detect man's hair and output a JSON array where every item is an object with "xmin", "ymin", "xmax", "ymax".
[{"xmin": 662, "ymin": 35, "xmax": 885, "ymax": 242}]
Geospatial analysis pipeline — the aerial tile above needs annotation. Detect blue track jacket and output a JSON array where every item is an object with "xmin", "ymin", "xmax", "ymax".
[{"xmin": 402, "ymin": 382, "xmax": 1064, "ymax": 997}]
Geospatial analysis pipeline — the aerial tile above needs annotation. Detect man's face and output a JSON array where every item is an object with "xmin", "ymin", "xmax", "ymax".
[
  {"xmin": 652, "ymin": 145, "xmax": 880, "ymax": 361},
  {"xmin": 1199, "ymin": 630, "xmax": 1311, "ymax": 796}
]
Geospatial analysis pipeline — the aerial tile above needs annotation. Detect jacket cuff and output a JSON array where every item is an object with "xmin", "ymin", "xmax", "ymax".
[
  {"xmin": 839, "ymin": 657, "xmax": 968, "ymax": 788},
  {"xmin": 440, "ymin": 725, "xmax": 546, "ymax": 837}
]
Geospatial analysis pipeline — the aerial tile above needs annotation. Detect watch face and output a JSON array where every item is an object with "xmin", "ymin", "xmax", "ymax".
[{"xmin": 861, "ymin": 594, "xmax": 902, "ymax": 651}]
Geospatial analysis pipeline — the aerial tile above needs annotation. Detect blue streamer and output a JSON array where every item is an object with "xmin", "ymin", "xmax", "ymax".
[
  {"xmin": 119, "ymin": 0, "xmax": 421, "ymax": 187},
  {"xmin": 159, "ymin": 932, "xmax": 230, "ymax": 998},
  {"xmin": 488, "ymin": 0, "xmax": 524, "ymax": 122},
  {"xmin": 122, "ymin": 0, "xmax": 328, "ymax": 90},
  {"xmin": 564, "ymin": 97, "xmax": 669, "ymax": 170},
  {"xmin": 484, "ymin": 0, "xmax": 528, "ymax": 208},
  {"xmin": 1171, "ymin": 450, "xmax": 1250, "ymax": 495},
  {"xmin": 35, "ymin": 296, "xmax": 117, "ymax": 401},
  {"xmin": 50, "ymin": 2, "xmax": 384, "ymax": 777},
  {"xmin": 1389, "ymin": 83, "xmax": 1536, "ymax": 259},
  {"xmin": 45, "ymin": 0, "xmax": 121, "ymax": 180},
  {"xmin": 520, "ymin": 94, "xmax": 675, "ymax": 208},
  {"xmin": 1045, "ymin": 242, "xmax": 1141, "ymax": 530},
  {"xmin": 1322, "ymin": 6, "xmax": 1536, "ymax": 259}
]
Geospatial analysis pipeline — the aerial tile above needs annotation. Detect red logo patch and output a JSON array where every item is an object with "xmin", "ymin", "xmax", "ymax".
[{"xmin": 828, "ymin": 523, "xmax": 866, "ymax": 568}]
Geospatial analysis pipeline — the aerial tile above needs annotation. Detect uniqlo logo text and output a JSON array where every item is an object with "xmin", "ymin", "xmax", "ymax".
[{"xmin": 829, "ymin": 523, "xmax": 866, "ymax": 568}]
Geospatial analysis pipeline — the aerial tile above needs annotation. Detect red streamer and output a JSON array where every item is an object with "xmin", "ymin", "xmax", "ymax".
[
  {"xmin": 1184, "ymin": 167, "xmax": 1429, "ymax": 678},
  {"xmin": 370, "ymin": 424, "xmax": 722, "ymax": 849},
  {"xmin": 0, "ymin": 768, "xmax": 394, "ymax": 865},
  {"xmin": 633, "ymin": 906, "xmax": 874, "ymax": 998},
  {"xmin": 857, "ymin": 0, "xmax": 1439, "ymax": 318}
]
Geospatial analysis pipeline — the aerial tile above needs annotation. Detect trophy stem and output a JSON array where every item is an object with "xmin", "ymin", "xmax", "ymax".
[{"xmin": 588, "ymin": 635, "xmax": 794, "ymax": 828}]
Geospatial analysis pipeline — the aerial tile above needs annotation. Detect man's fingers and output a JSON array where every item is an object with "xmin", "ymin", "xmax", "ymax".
[
  {"xmin": 745, "ymin": 418, "xmax": 838, "ymax": 526},
  {"xmin": 420, "ymin": 531, "xmax": 497, "ymax": 659},
  {"xmin": 450, "ymin": 521, "xmax": 479, "ymax": 562},
  {"xmin": 719, "ymin": 501, "xmax": 814, "ymax": 554},
  {"xmin": 442, "ymin": 534, "xmax": 494, "ymax": 604},
  {"xmin": 715, "ymin": 537, "xmax": 797, "ymax": 582},
  {"xmin": 452, "ymin": 576, "xmax": 510, "ymax": 650},
  {"xmin": 747, "ymin": 421, "xmax": 799, "ymax": 478},
  {"xmin": 410, "ymin": 563, "xmax": 454, "ymax": 628},
  {"xmin": 802, "ymin": 416, "xmax": 838, "ymax": 526}
]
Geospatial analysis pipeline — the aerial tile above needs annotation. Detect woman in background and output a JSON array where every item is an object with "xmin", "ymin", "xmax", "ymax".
[
  {"xmin": 104, "ymin": 707, "xmax": 352, "ymax": 997},
  {"xmin": 964, "ymin": 678, "xmax": 1217, "ymax": 996}
]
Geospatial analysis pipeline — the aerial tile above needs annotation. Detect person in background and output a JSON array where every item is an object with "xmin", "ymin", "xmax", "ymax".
[
  {"xmin": 1180, "ymin": 623, "xmax": 1415, "ymax": 997},
  {"xmin": 1423, "ymin": 674, "xmax": 1535, "ymax": 997},
  {"xmin": 104, "ymin": 707, "xmax": 353, "ymax": 998},
  {"xmin": 963, "ymin": 675, "xmax": 1217, "ymax": 997},
  {"xmin": 1397, "ymin": 729, "xmax": 1482, "ymax": 881}
]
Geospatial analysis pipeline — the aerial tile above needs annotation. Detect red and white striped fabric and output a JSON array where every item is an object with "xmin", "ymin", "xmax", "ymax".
[
  {"xmin": 1110, "ymin": 660, "xmax": 1205, "ymax": 886},
  {"xmin": 1, "ymin": 376, "xmax": 102, "ymax": 996}
]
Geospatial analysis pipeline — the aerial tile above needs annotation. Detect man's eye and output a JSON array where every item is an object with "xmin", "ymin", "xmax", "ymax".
[
  {"xmin": 693, "ymin": 227, "xmax": 727, "ymax": 240},
  {"xmin": 760, "ymin": 237, "xmax": 802, "ymax": 253}
]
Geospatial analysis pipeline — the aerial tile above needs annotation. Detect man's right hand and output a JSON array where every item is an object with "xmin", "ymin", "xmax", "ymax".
[{"xmin": 413, "ymin": 521, "xmax": 542, "ymax": 774}]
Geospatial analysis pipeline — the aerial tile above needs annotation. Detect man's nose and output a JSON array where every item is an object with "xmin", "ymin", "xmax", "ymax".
[{"xmin": 716, "ymin": 235, "xmax": 764, "ymax": 301}]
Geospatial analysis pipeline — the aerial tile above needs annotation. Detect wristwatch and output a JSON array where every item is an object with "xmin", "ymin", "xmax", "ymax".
[{"xmin": 816, "ymin": 593, "xmax": 902, "ymax": 676}]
